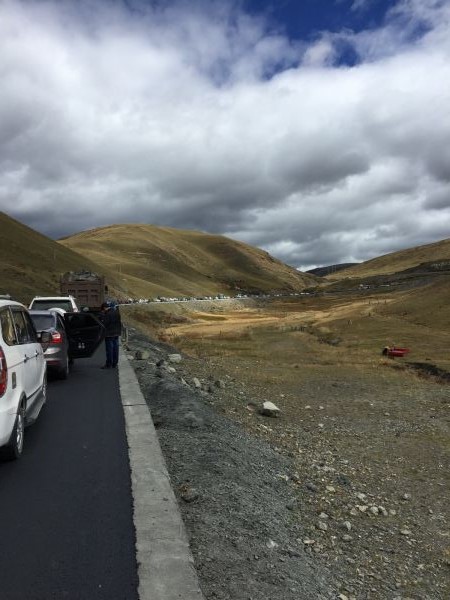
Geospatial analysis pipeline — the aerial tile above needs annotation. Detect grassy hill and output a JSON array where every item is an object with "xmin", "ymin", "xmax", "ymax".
[
  {"xmin": 378, "ymin": 277, "xmax": 450, "ymax": 331},
  {"xmin": 59, "ymin": 224, "xmax": 318, "ymax": 297},
  {"xmin": 307, "ymin": 263, "xmax": 358, "ymax": 277},
  {"xmin": 326, "ymin": 238, "xmax": 450, "ymax": 280},
  {"xmin": 0, "ymin": 212, "xmax": 123, "ymax": 304}
]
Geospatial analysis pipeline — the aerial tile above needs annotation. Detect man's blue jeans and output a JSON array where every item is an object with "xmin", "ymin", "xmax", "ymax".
[{"xmin": 105, "ymin": 336, "xmax": 119, "ymax": 367}]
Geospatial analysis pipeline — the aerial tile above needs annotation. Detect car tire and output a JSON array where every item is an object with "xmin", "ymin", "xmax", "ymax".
[
  {"xmin": 58, "ymin": 356, "xmax": 69, "ymax": 380},
  {"xmin": 1, "ymin": 402, "xmax": 26, "ymax": 461}
]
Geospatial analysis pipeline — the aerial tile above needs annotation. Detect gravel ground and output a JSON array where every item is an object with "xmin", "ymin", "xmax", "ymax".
[
  {"xmin": 125, "ymin": 329, "xmax": 450, "ymax": 600},
  {"xmin": 126, "ymin": 330, "xmax": 335, "ymax": 600}
]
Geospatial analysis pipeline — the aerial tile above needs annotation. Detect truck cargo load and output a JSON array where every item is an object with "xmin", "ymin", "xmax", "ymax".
[{"xmin": 60, "ymin": 270, "xmax": 107, "ymax": 312}]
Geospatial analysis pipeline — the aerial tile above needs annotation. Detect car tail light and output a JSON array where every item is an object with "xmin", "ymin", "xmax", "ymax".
[
  {"xmin": 51, "ymin": 331, "xmax": 63, "ymax": 344},
  {"xmin": 0, "ymin": 346, "xmax": 7, "ymax": 397}
]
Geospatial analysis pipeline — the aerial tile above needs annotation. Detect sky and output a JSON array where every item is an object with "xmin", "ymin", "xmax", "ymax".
[{"xmin": 1, "ymin": 0, "xmax": 450, "ymax": 270}]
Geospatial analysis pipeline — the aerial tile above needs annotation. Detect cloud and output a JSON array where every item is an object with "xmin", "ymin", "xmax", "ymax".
[
  {"xmin": 349, "ymin": 0, "xmax": 374, "ymax": 12},
  {"xmin": 302, "ymin": 39, "xmax": 336, "ymax": 67},
  {"xmin": 0, "ymin": 0, "xmax": 449, "ymax": 271}
]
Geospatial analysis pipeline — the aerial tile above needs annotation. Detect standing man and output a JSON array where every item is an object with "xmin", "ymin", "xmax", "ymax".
[{"xmin": 100, "ymin": 301, "xmax": 122, "ymax": 369}]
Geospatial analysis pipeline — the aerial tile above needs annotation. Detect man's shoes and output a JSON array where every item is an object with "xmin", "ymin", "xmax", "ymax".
[{"xmin": 101, "ymin": 364, "xmax": 111, "ymax": 369}]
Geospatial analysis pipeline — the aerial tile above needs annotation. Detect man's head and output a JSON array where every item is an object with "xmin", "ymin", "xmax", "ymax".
[{"xmin": 100, "ymin": 302, "xmax": 110, "ymax": 312}]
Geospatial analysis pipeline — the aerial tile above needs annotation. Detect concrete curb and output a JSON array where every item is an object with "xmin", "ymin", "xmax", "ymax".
[{"xmin": 118, "ymin": 351, "xmax": 205, "ymax": 600}]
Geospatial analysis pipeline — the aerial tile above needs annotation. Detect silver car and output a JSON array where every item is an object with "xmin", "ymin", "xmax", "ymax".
[{"xmin": 29, "ymin": 310, "xmax": 71, "ymax": 379}]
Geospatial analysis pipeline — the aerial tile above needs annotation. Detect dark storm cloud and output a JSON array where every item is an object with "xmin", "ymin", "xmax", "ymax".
[
  {"xmin": 423, "ymin": 188, "xmax": 450, "ymax": 211},
  {"xmin": 0, "ymin": 0, "xmax": 449, "ymax": 269}
]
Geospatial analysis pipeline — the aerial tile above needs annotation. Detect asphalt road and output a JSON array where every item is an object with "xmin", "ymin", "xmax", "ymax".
[{"xmin": 0, "ymin": 349, "xmax": 139, "ymax": 600}]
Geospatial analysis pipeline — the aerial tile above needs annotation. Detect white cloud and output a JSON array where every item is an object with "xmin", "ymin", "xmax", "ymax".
[
  {"xmin": 302, "ymin": 39, "xmax": 336, "ymax": 67},
  {"xmin": 0, "ymin": 0, "xmax": 449, "ymax": 270}
]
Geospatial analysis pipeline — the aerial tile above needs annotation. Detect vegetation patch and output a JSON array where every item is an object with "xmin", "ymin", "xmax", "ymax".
[{"xmin": 406, "ymin": 361, "xmax": 450, "ymax": 384}]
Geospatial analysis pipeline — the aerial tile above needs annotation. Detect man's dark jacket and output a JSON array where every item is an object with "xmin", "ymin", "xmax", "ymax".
[{"xmin": 101, "ymin": 307, "xmax": 122, "ymax": 337}]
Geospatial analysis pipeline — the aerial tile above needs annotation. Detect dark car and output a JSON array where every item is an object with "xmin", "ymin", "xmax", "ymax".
[{"xmin": 29, "ymin": 310, "xmax": 71, "ymax": 379}]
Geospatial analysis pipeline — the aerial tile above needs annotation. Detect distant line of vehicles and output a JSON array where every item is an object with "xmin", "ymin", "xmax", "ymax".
[{"xmin": 123, "ymin": 291, "xmax": 312, "ymax": 304}]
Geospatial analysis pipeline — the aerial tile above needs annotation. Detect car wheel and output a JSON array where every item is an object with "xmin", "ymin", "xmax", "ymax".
[
  {"xmin": 58, "ymin": 356, "xmax": 69, "ymax": 380},
  {"xmin": 2, "ymin": 402, "xmax": 25, "ymax": 461}
]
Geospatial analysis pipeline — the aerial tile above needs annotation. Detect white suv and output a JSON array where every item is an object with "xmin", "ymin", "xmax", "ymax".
[
  {"xmin": 0, "ymin": 299, "xmax": 49, "ymax": 460},
  {"xmin": 29, "ymin": 296, "xmax": 79, "ymax": 312}
]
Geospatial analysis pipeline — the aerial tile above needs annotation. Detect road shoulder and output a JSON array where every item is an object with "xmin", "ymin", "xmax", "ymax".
[{"xmin": 118, "ymin": 351, "xmax": 205, "ymax": 600}]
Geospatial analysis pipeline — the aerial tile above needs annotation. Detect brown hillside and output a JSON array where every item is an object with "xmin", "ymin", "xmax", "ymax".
[
  {"xmin": 59, "ymin": 224, "xmax": 318, "ymax": 297},
  {"xmin": 327, "ymin": 238, "xmax": 450, "ymax": 280},
  {"xmin": 377, "ymin": 277, "xmax": 450, "ymax": 331},
  {"xmin": 0, "ymin": 212, "xmax": 123, "ymax": 304}
]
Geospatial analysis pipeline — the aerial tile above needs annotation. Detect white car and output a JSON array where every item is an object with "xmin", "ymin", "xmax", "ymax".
[
  {"xmin": 0, "ymin": 299, "xmax": 49, "ymax": 460},
  {"xmin": 29, "ymin": 295, "xmax": 79, "ymax": 312}
]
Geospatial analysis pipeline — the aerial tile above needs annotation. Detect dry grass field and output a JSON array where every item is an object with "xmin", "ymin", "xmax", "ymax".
[
  {"xmin": 123, "ymin": 282, "xmax": 450, "ymax": 599},
  {"xmin": 124, "ymin": 278, "xmax": 450, "ymax": 372}
]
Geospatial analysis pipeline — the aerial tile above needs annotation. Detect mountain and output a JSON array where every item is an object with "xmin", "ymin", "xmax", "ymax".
[
  {"xmin": 59, "ymin": 224, "xmax": 318, "ymax": 297},
  {"xmin": 0, "ymin": 212, "xmax": 123, "ymax": 304},
  {"xmin": 326, "ymin": 238, "xmax": 450, "ymax": 280},
  {"xmin": 307, "ymin": 263, "xmax": 358, "ymax": 277}
]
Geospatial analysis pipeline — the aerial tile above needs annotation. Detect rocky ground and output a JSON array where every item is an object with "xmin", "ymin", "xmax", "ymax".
[{"xmin": 125, "ymin": 328, "xmax": 449, "ymax": 600}]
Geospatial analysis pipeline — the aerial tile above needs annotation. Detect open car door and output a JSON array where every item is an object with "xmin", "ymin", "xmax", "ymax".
[{"xmin": 64, "ymin": 312, "xmax": 105, "ymax": 359}]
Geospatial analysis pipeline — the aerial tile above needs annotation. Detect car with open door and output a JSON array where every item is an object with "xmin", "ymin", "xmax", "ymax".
[{"xmin": 63, "ymin": 311, "xmax": 105, "ymax": 361}]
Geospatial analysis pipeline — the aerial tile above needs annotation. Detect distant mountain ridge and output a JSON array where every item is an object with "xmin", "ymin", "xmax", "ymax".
[
  {"xmin": 3, "ymin": 209, "xmax": 449, "ymax": 303},
  {"xmin": 326, "ymin": 238, "xmax": 450, "ymax": 280},
  {"xmin": 59, "ymin": 223, "xmax": 318, "ymax": 297},
  {"xmin": 307, "ymin": 263, "xmax": 358, "ymax": 277}
]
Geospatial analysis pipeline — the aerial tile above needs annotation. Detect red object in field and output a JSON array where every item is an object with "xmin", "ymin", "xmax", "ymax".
[{"xmin": 387, "ymin": 347, "xmax": 410, "ymax": 357}]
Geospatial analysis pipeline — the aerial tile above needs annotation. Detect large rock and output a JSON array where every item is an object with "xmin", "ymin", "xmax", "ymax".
[
  {"xmin": 168, "ymin": 353, "xmax": 183, "ymax": 363},
  {"xmin": 260, "ymin": 401, "xmax": 281, "ymax": 418},
  {"xmin": 135, "ymin": 349, "xmax": 150, "ymax": 360}
]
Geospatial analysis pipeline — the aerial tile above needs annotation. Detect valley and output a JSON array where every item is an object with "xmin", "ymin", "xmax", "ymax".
[
  {"xmin": 1, "ymin": 209, "xmax": 449, "ymax": 598},
  {"xmin": 122, "ymin": 280, "xmax": 450, "ymax": 600}
]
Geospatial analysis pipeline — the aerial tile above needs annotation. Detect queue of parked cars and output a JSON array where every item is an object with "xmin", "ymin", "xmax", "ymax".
[{"xmin": 0, "ymin": 295, "xmax": 105, "ymax": 460}]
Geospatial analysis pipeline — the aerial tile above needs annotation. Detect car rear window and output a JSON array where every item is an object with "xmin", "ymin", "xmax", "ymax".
[
  {"xmin": 30, "ymin": 314, "xmax": 56, "ymax": 331},
  {"xmin": 31, "ymin": 300, "xmax": 72, "ymax": 311}
]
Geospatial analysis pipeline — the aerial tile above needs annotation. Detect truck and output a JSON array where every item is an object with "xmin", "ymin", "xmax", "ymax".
[{"xmin": 60, "ymin": 270, "xmax": 108, "ymax": 312}]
